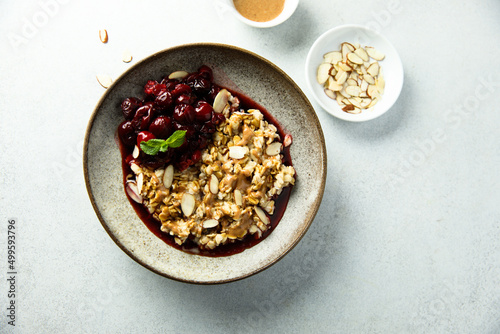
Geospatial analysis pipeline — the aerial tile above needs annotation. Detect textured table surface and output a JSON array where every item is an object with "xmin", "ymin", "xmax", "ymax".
[{"xmin": 1, "ymin": 1, "xmax": 499, "ymax": 333}]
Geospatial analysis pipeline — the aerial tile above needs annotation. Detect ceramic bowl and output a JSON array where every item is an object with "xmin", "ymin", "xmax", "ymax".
[
  {"xmin": 305, "ymin": 24, "xmax": 404, "ymax": 122},
  {"xmin": 84, "ymin": 43, "xmax": 326, "ymax": 284},
  {"xmin": 214, "ymin": 0, "xmax": 299, "ymax": 28}
]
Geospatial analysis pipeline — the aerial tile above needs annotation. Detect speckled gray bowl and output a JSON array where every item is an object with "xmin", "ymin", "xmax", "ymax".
[{"xmin": 84, "ymin": 43, "xmax": 326, "ymax": 284}]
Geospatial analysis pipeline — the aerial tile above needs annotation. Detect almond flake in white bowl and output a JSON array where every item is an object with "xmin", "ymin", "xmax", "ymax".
[{"xmin": 305, "ymin": 25, "xmax": 404, "ymax": 122}]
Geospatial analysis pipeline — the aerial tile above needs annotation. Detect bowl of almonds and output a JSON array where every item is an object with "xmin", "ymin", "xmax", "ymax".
[{"xmin": 305, "ymin": 25, "xmax": 404, "ymax": 122}]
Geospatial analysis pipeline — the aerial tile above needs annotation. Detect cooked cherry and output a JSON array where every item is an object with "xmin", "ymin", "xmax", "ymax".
[
  {"xmin": 144, "ymin": 80, "xmax": 158, "ymax": 96},
  {"xmin": 171, "ymin": 84, "xmax": 192, "ymax": 98},
  {"xmin": 148, "ymin": 116, "xmax": 172, "ymax": 139},
  {"xmin": 176, "ymin": 94, "xmax": 195, "ymax": 105},
  {"xmin": 194, "ymin": 101, "xmax": 213, "ymax": 123},
  {"xmin": 118, "ymin": 121, "xmax": 136, "ymax": 147},
  {"xmin": 121, "ymin": 97, "xmax": 142, "ymax": 120},
  {"xmin": 154, "ymin": 91, "xmax": 173, "ymax": 110},
  {"xmin": 136, "ymin": 131, "xmax": 156, "ymax": 147},
  {"xmin": 160, "ymin": 78, "xmax": 179, "ymax": 91},
  {"xmin": 152, "ymin": 83, "xmax": 167, "ymax": 97},
  {"xmin": 132, "ymin": 104, "xmax": 155, "ymax": 130},
  {"xmin": 198, "ymin": 65, "xmax": 213, "ymax": 81},
  {"xmin": 173, "ymin": 104, "xmax": 195, "ymax": 124},
  {"xmin": 207, "ymin": 84, "xmax": 221, "ymax": 103},
  {"xmin": 186, "ymin": 75, "xmax": 211, "ymax": 96}
]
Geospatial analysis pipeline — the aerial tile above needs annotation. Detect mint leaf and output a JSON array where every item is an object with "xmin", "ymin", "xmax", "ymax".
[
  {"xmin": 164, "ymin": 130, "xmax": 187, "ymax": 148},
  {"xmin": 140, "ymin": 139, "xmax": 163, "ymax": 155},
  {"xmin": 139, "ymin": 130, "xmax": 187, "ymax": 156}
]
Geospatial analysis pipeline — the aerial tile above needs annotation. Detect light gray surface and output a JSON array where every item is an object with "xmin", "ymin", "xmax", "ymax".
[{"xmin": 1, "ymin": 0, "xmax": 499, "ymax": 333}]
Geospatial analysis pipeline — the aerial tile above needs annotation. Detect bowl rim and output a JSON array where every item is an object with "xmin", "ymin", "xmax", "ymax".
[
  {"xmin": 305, "ymin": 24, "xmax": 404, "ymax": 122},
  {"xmin": 83, "ymin": 42, "xmax": 327, "ymax": 284}
]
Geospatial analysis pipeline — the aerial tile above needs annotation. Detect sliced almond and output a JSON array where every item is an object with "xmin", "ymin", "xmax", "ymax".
[
  {"xmin": 367, "ymin": 62, "xmax": 380, "ymax": 77},
  {"xmin": 360, "ymin": 98, "xmax": 372, "ymax": 108},
  {"xmin": 376, "ymin": 71, "xmax": 385, "ymax": 91},
  {"xmin": 367, "ymin": 97, "xmax": 379, "ymax": 108},
  {"xmin": 316, "ymin": 63, "xmax": 331, "ymax": 85},
  {"xmin": 255, "ymin": 207, "xmax": 270, "ymax": 225},
  {"xmin": 338, "ymin": 62, "xmax": 352, "ymax": 72},
  {"xmin": 228, "ymin": 146, "xmax": 248, "ymax": 159},
  {"xmin": 324, "ymin": 89, "xmax": 336, "ymax": 99},
  {"xmin": 96, "ymin": 74, "xmax": 112, "ymax": 88},
  {"xmin": 210, "ymin": 174, "xmax": 219, "ymax": 194},
  {"xmin": 345, "ymin": 86, "xmax": 361, "ymax": 97},
  {"xmin": 342, "ymin": 104, "xmax": 355, "ymax": 112},
  {"xmin": 367, "ymin": 85, "xmax": 381, "ymax": 99},
  {"xmin": 341, "ymin": 44, "xmax": 351, "ymax": 61},
  {"xmin": 342, "ymin": 42, "xmax": 355, "ymax": 52},
  {"xmin": 126, "ymin": 182, "xmax": 142, "ymax": 203},
  {"xmin": 163, "ymin": 165, "xmax": 174, "ymax": 188},
  {"xmin": 354, "ymin": 47, "xmax": 369, "ymax": 62},
  {"xmin": 234, "ymin": 189, "xmax": 243, "ymax": 206},
  {"xmin": 132, "ymin": 145, "xmax": 139, "ymax": 159},
  {"xmin": 136, "ymin": 173, "xmax": 144, "ymax": 194},
  {"xmin": 360, "ymin": 80, "xmax": 369, "ymax": 92},
  {"xmin": 365, "ymin": 47, "xmax": 385, "ymax": 61},
  {"xmin": 203, "ymin": 219, "xmax": 219, "ymax": 229},
  {"xmin": 122, "ymin": 50, "xmax": 133, "ymax": 63},
  {"xmin": 335, "ymin": 70, "xmax": 348, "ymax": 85},
  {"xmin": 168, "ymin": 71, "xmax": 189, "ymax": 80},
  {"xmin": 323, "ymin": 51, "xmax": 343, "ymax": 64},
  {"xmin": 99, "ymin": 29, "xmax": 108, "ymax": 43},
  {"xmin": 181, "ymin": 193, "xmax": 195, "ymax": 217},
  {"xmin": 339, "ymin": 88, "xmax": 351, "ymax": 98},
  {"xmin": 327, "ymin": 77, "xmax": 343, "ymax": 91},
  {"xmin": 347, "ymin": 52, "xmax": 364, "ymax": 65},
  {"xmin": 348, "ymin": 97, "xmax": 362, "ymax": 108},
  {"xmin": 346, "ymin": 107, "xmax": 361, "ymax": 114},
  {"xmin": 346, "ymin": 78, "xmax": 358, "ymax": 86},
  {"xmin": 130, "ymin": 163, "xmax": 140, "ymax": 174},
  {"xmin": 364, "ymin": 74, "xmax": 375, "ymax": 85},
  {"xmin": 266, "ymin": 142, "xmax": 282, "ymax": 156},
  {"xmin": 283, "ymin": 134, "xmax": 293, "ymax": 147},
  {"xmin": 336, "ymin": 94, "xmax": 344, "ymax": 105},
  {"xmin": 360, "ymin": 65, "xmax": 368, "ymax": 76},
  {"xmin": 349, "ymin": 71, "xmax": 359, "ymax": 81},
  {"xmin": 213, "ymin": 89, "xmax": 230, "ymax": 113}
]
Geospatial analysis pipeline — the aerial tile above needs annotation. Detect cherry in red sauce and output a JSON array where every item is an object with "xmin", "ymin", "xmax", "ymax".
[
  {"xmin": 171, "ymin": 83, "xmax": 192, "ymax": 99},
  {"xmin": 154, "ymin": 91, "xmax": 173, "ymax": 110},
  {"xmin": 136, "ymin": 131, "xmax": 155, "ymax": 147},
  {"xmin": 118, "ymin": 121, "xmax": 136, "ymax": 147},
  {"xmin": 148, "ymin": 116, "xmax": 172, "ymax": 139},
  {"xmin": 143, "ymin": 80, "xmax": 158, "ymax": 96},
  {"xmin": 132, "ymin": 104, "xmax": 156, "ymax": 130},
  {"xmin": 194, "ymin": 101, "xmax": 213, "ymax": 122},
  {"xmin": 173, "ymin": 103, "xmax": 195, "ymax": 124},
  {"xmin": 121, "ymin": 97, "xmax": 142, "ymax": 120}
]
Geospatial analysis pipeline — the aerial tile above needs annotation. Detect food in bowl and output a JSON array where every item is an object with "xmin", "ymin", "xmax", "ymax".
[
  {"xmin": 232, "ymin": 0, "xmax": 285, "ymax": 22},
  {"xmin": 116, "ymin": 65, "xmax": 295, "ymax": 256},
  {"xmin": 316, "ymin": 42, "xmax": 386, "ymax": 114}
]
